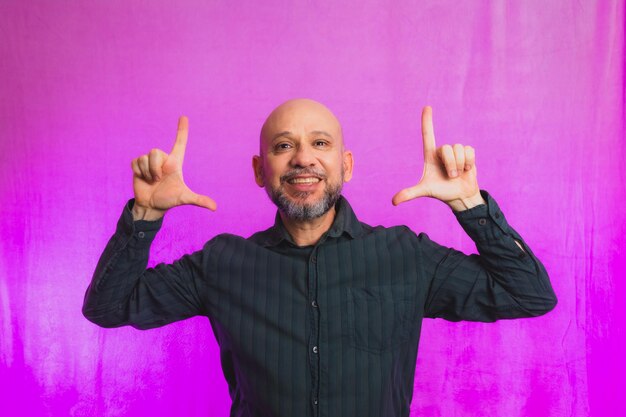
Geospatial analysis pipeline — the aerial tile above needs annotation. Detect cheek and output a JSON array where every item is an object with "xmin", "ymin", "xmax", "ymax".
[
  {"xmin": 264, "ymin": 156, "xmax": 288, "ymax": 174},
  {"xmin": 325, "ymin": 155, "xmax": 345, "ymax": 179},
  {"xmin": 262, "ymin": 166, "xmax": 283, "ymax": 186}
]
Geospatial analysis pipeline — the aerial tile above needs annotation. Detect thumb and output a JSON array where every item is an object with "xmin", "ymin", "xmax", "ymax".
[
  {"xmin": 181, "ymin": 189, "xmax": 218, "ymax": 211},
  {"xmin": 392, "ymin": 182, "xmax": 431, "ymax": 206}
]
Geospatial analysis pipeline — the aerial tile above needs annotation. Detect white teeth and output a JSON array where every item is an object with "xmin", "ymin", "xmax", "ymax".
[{"xmin": 289, "ymin": 177, "xmax": 320, "ymax": 184}]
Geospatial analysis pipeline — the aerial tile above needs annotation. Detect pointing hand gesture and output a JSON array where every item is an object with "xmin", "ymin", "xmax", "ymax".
[
  {"xmin": 392, "ymin": 107, "xmax": 485, "ymax": 212},
  {"xmin": 131, "ymin": 116, "xmax": 217, "ymax": 221}
]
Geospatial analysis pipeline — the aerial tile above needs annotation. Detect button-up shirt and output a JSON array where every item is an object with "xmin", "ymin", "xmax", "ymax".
[{"xmin": 82, "ymin": 191, "xmax": 557, "ymax": 417}]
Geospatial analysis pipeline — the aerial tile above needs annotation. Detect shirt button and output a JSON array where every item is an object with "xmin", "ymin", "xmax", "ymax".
[
  {"xmin": 314, "ymin": 398, "xmax": 318, "ymax": 405},
  {"xmin": 311, "ymin": 256, "xmax": 317, "ymax": 263},
  {"xmin": 137, "ymin": 231, "xmax": 145, "ymax": 238},
  {"xmin": 312, "ymin": 346, "xmax": 318, "ymax": 354},
  {"xmin": 478, "ymin": 218, "xmax": 487, "ymax": 226},
  {"xmin": 311, "ymin": 300, "xmax": 318, "ymax": 308}
]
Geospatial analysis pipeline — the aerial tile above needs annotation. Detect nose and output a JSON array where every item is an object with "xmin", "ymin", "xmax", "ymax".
[{"xmin": 290, "ymin": 143, "xmax": 316, "ymax": 167}]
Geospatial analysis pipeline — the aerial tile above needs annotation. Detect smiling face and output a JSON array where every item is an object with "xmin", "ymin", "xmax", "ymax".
[{"xmin": 253, "ymin": 99, "xmax": 353, "ymax": 221}]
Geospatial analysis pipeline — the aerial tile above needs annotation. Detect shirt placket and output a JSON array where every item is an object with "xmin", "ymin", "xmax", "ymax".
[{"xmin": 308, "ymin": 246, "xmax": 321, "ymax": 416}]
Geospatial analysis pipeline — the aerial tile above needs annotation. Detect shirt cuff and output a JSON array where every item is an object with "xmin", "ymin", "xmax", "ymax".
[
  {"xmin": 115, "ymin": 198, "xmax": 164, "ymax": 247},
  {"xmin": 453, "ymin": 190, "xmax": 510, "ymax": 242}
]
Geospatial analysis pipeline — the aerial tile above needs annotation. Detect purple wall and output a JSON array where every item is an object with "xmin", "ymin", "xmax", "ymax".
[{"xmin": 1, "ymin": 1, "xmax": 624, "ymax": 416}]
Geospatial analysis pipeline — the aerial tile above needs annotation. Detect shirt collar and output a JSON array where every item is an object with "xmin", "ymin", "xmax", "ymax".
[{"xmin": 254, "ymin": 196, "xmax": 364, "ymax": 247}]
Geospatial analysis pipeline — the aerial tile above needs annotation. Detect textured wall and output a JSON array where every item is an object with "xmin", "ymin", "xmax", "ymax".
[{"xmin": 1, "ymin": 1, "xmax": 624, "ymax": 416}]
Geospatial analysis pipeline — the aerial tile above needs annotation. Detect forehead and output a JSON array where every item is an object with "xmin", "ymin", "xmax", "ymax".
[{"xmin": 260, "ymin": 100, "xmax": 343, "ymax": 145}]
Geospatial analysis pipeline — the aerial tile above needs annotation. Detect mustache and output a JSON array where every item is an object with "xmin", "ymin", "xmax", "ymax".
[{"xmin": 280, "ymin": 167, "xmax": 327, "ymax": 183}]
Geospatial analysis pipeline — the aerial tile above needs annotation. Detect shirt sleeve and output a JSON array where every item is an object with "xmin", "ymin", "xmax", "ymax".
[
  {"xmin": 421, "ymin": 190, "xmax": 557, "ymax": 322},
  {"xmin": 81, "ymin": 199, "xmax": 212, "ymax": 330}
]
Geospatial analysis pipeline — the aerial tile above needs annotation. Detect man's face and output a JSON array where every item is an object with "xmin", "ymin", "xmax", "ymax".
[{"xmin": 253, "ymin": 99, "xmax": 353, "ymax": 221}]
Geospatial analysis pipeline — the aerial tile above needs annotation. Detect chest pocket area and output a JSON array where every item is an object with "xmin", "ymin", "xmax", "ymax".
[{"xmin": 346, "ymin": 285, "xmax": 415, "ymax": 353}]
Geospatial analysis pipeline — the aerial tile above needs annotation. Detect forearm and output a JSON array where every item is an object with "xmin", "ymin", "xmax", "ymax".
[
  {"xmin": 82, "ymin": 199, "xmax": 163, "ymax": 328},
  {"xmin": 424, "ymin": 190, "xmax": 557, "ymax": 321},
  {"xmin": 454, "ymin": 190, "xmax": 556, "ymax": 317}
]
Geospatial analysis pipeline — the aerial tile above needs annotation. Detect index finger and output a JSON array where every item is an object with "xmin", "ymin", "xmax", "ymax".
[
  {"xmin": 421, "ymin": 106, "xmax": 436, "ymax": 156},
  {"xmin": 170, "ymin": 115, "xmax": 189, "ymax": 159}
]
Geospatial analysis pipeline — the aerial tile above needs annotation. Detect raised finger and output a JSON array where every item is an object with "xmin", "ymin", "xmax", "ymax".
[
  {"xmin": 439, "ymin": 145, "xmax": 458, "ymax": 178},
  {"xmin": 170, "ymin": 116, "xmax": 189, "ymax": 160},
  {"xmin": 148, "ymin": 148, "xmax": 166, "ymax": 181},
  {"xmin": 421, "ymin": 106, "xmax": 436, "ymax": 158},
  {"xmin": 137, "ymin": 154, "xmax": 153, "ymax": 182},
  {"xmin": 464, "ymin": 146, "xmax": 475, "ymax": 171},
  {"xmin": 453, "ymin": 144, "xmax": 465, "ymax": 173}
]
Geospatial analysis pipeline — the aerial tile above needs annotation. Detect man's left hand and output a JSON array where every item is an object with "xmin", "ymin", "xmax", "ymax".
[{"xmin": 392, "ymin": 106, "xmax": 485, "ymax": 212}]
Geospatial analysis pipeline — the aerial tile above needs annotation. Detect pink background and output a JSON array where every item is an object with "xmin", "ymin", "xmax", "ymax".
[{"xmin": 1, "ymin": 1, "xmax": 624, "ymax": 416}]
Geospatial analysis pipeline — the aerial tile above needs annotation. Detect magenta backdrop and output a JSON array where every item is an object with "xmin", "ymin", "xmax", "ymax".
[{"xmin": 1, "ymin": 1, "xmax": 624, "ymax": 416}]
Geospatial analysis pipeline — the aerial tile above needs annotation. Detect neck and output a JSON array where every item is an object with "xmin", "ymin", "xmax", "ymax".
[{"xmin": 280, "ymin": 207, "xmax": 337, "ymax": 247}]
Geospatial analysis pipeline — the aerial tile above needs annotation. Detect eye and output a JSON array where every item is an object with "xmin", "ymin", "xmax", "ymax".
[
  {"xmin": 314, "ymin": 140, "xmax": 328, "ymax": 147},
  {"xmin": 274, "ymin": 142, "xmax": 293, "ymax": 152}
]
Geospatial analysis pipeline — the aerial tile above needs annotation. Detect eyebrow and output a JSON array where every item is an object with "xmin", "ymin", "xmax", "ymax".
[
  {"xmin": 311, "ymin": 130, "xmax": 333, "ymax": 139},
  {"xmin": 271, "ymin": 131, "xmax": 292, "ymax": 141},
  {"xmin": 271, "ymin": 130, "xmax": 334, "ymax": 141}
]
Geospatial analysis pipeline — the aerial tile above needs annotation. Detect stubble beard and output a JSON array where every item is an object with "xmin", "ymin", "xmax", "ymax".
[{"xmin": 264, "ymin": 167, "xmax": 343, "ymax": 221}]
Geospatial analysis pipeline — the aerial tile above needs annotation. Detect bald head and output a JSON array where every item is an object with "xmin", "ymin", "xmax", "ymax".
[{"xmin": 260, "ymin": 98, "xmax": 344, "ymax": 153}]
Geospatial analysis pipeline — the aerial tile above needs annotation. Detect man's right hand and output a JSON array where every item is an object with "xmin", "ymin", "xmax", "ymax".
[{"xmin": 130, "ymin": 116, "xmax": 217, "ymax": 221}]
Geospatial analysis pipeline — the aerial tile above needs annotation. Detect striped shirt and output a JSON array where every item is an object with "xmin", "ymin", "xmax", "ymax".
[{"xmin": 82, "ymin": 190, "xmax": 557, "ymax": 417}]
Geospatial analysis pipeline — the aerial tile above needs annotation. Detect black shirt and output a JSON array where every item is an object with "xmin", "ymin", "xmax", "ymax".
[{"xmin": 82, "ymin": 191, "xmax": 557, "ymax": 417}]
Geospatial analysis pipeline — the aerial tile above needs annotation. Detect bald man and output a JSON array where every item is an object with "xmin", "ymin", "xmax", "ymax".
[{"xmin": 83, "ymin": 99, "xmax": 557, "ymax": 417}]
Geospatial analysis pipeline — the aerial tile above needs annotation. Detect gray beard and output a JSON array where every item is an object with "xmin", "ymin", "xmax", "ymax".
[
  {"xmin": 265, "ymin": 177, "xmax": 343, "ymax": 221},
  {"xmin": 265, "ymin": 167, "xmax": 343, "ymax": 221}
]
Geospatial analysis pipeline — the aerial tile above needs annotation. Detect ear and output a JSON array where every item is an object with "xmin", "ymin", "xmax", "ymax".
[
  {"xmin": 342, "ymin": 150, "xmax": 354, "ymax": 182},
  {"xmin": 252, "ymin": 155, "xmax": 264, "ymax": 187}
]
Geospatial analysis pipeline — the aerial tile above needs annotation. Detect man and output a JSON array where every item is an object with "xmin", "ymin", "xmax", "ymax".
[{"xmin": 82, "ymin": 99, "xmax": 557, "ymax": 417}]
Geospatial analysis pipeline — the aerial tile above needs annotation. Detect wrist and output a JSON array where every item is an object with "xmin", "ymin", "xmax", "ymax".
[
  {"xmin": 131, "ymin": 203, "xmax": 166, "ymax": 221},
  {"xmin": 446, "ymin": 192, "xmax": 486, "ymax": 212}
]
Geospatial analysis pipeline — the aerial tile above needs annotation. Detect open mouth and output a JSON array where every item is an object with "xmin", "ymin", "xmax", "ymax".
[
  {"xmin": 282, "ymin": 168, "xmax": 325, "ymax": 183},
  {"xmin": 287, "ymin": 177, "xmax": 321, "ymax": 184}
]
